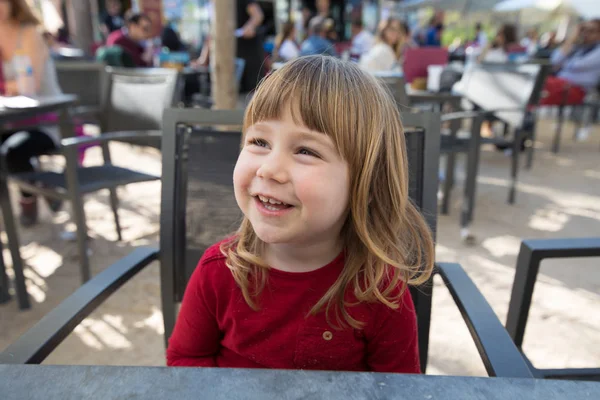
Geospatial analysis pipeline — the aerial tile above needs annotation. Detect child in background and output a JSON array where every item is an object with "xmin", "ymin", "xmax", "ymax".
[{"xmin": 167, "ymin": 55, "xmax": 434, "ymax": 373}]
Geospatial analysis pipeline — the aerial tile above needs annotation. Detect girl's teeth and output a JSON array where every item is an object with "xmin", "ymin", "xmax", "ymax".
[{"xmin": 258, "ymin": 195, "xmax": 283, "ymax": 205}]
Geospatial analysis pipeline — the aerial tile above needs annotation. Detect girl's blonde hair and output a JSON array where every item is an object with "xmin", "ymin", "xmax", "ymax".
[
  {"xmin": 6, "ymin": 0, "xmax": 41, "ymax": 25},
  {"xmin": 221, "ymin": 56, "xmax": 434, "ymax": 328}
]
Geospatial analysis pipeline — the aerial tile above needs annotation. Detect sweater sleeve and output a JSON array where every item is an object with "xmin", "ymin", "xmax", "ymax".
[
  {"xmin": 166, "ymin": 254, "xmax": 222, "ymax": 367},
  {"xmin": 365, "ymin": 285, "xmax": 421, "ymax": 374}
]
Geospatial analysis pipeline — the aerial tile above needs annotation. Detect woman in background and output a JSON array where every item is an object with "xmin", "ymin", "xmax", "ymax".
[
  {"xmin": 273, "ymin": 21, "xmax": 299, "ymax": 62},
  {"xmin": 359, "ymin": 18, "xmax": 403, "ymax": 73},
  {"xmin": 0, "ymin": 0, "xmax": 63, "ymax": 226},
  {"xmin": 477, "ymin": 24, "xmax": 518, "ymax": 63}
]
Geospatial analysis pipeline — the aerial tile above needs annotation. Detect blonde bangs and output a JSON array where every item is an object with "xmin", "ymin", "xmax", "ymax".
[{"xmin": 244, "ymin": 56, "xmax": 397, "ymax": 163}]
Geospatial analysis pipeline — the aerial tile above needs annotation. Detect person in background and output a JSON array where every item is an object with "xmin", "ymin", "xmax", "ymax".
[
  {"xmin": 359, "ymin": 18, "xmax": 402, "ymax": 73},
  {"xmin": 477, "ymin": 24, "xmax": 518, "ymax": 63},
  {"xmin": 398, "ymin": 21, "xmax": 417, "ymax": 63},
  {"xmin": 106, "ymin": 12, "xmax": 153, "ymax": 67},
  {"xmin": 100, "ymin": 0, "xmax": 124, "ymax": 39},
  {"xmin": 474, "ymin": 22, "xmax": 487, "ymax": 47},
  {"xmin": 161, "ymin": 23, "xmax": 186, "ymax": 52},
  {"xmin": 521, "ymin": 27, "xmax": 539, "ymax": 55},
  {"xmin": 549, "ymin": 19, "xmax": 600, "ymax": 94},
  {"xmin": 236, "ymin": 0, "xmax": 265, "ymax": 93},
  {"xmin": 350, "ymin": 17, "xmax": 374, "ymax": 60},
  {"xmin": 0, "ymin": 0, "xmax": 64, "ymax": 225},
  {"xmin": 424, "ymin": 19, "xmax": 444, "ymax": 47},
  {"xmin": 543, "ymin": 19, "xmax": 600, "ymax": 139},
  {"xmin": 299, "ymin": 16, "xmax": 337, "ymax": 57},
  {"xmin": 273, "ymin": 21, "xmax": 299, "ymax": 62}
]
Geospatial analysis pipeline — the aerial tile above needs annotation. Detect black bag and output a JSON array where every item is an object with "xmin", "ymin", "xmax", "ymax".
[{"xmin": 439, "ymin": 68, "xmax": 463, "ymax": 92}]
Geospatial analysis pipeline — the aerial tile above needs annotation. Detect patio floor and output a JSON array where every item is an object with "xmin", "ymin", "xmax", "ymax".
[{"xmin": 1, "ymin": 116, "xmax": 599, "ymax": 375}]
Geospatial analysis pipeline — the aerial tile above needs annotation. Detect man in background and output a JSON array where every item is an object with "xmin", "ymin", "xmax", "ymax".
[
  {"xmin": 101, "ymin": 0, "xmax": 125, "ymax": 39},
  {"xmin": 106, "ymin": 12, "xmax": 153, "ymax": 67},
  {"xmin": 299, "ymin": 16, "xmax": 337, "ymax": 57}
]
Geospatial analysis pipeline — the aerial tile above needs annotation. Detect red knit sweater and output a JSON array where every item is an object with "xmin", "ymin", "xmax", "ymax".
[{"xmin": 166, "ymin": 241, "xmax": 420, "ymax": 373}]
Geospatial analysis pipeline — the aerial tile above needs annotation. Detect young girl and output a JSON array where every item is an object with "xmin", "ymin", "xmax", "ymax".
[{"xmin": 166, "ymin": 55, "xmax": 434, "ymax": 373}]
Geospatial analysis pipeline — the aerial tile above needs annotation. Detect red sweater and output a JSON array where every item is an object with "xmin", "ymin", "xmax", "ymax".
[{"xmin": 166, "ymin": 241, "xmax": 420, "ymax": 373}]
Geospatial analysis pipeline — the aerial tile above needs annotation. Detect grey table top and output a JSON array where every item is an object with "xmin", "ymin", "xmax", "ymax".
[
  {"xmin": 0, "ymin": 94, "xmax": 77, "ymax": 123},
  {"xmin": 1, "ymin": 365, "xmax": 598, "ymax": 400}
]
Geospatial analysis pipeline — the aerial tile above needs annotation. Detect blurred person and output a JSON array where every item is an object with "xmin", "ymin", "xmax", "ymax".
[
  {"xmin": 474, "ymin": 22, "xmax": 487, "ymax": 47},
  {"xmin": 398, "ymin": 21, "xmax": 417, "ymax": 62},
  {"xmin": 106, "ymin": 12, "xmax": 153, "ymax": 67},
  {"xmin": 0, "ymin": 0, "xmax": 65, "ymax": 225},
  {"xmin": 101, "ymin": 0, "xmax": 125, "ymax": 39},
  {"xmin": 299, "ymin": 16, "xmax": 337, "ymax": 57},
  {"xmin": 540, "ymin": 20, "xmax": 600, "ymax": 107},
  {"xmin": 350, "ymin": 17, "xmax": 374, "ymax": 59},
  {"xmin": 477, "ymin": 24, "xmax": 518, "ymax": 63},
  {"xmin": 316, "ymin": 0, "xmax": 330, "ymax": 18},
  {"xmin": 273, "ymin": 21, "xmax": 299, "ymax": 62},
  {"xmin": 323, "ymin": 17, "xmax": 337, "ymax": 42},
  {"xmin": 521, "ymin": 27, "xmax": 539, "ymax": 55},
  {"xmin": 359, "ymin": 17, "xmax": 403, "ymax": 73},
  {"xmin": 161, "ymin": 23, "xmax": 186, "ymax": 52},
  {"xmin": 424, "ymin": 17, "xmax": 444, "ymax": 47},
  {"xmin": 236, "ymin": 0, "xmax": 265, "ymax": 93}
]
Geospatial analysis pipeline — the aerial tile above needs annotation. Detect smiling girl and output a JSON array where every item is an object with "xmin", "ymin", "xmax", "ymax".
[{"xmin": 166, "ymin": 55, "xmax": 434, "ymax": 373}]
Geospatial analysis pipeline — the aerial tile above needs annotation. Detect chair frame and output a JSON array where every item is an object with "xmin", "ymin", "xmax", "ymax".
[
  {"xmin": 506, "ymin": 237, "xmax": 600, "ymax": 381},
  {"xmin": 5, "ymin": 68, "xmax": 179, "ymax": 283}
]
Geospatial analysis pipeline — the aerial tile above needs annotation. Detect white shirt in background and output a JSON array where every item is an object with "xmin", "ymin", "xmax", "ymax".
[
  {"xmin": 359, "ymin": 43, "xmax": 399, "ymax": 73},
  {"xmin": 351, "ymin": 30, "xmax": 375, "ymax": 56},
  {"xmin": 476, "ymin": 31, "xmax": 488, "ymax": 47},
  {"xmin": 278, "ymin": 39, "xmax": 299, "ymax": 61}
]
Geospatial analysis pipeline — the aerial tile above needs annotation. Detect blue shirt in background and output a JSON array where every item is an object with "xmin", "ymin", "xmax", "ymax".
[{"xmin": 299, "ymin": 35, "xmax": 337, "ymax": 57}]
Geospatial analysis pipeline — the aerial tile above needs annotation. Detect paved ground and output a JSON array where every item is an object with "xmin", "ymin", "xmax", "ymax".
[{"xmin": 1, "ymin": 116, "xmax": 599, "ymax": 376}]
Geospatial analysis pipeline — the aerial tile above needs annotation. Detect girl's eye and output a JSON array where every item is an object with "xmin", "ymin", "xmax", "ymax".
[
  {"xmin": 248, "ymin": 138, "xmax": 268, "ymax": 148},
  {"xmin": 297, "ymin": 148, "xmax": 319, "ymax": 158}
]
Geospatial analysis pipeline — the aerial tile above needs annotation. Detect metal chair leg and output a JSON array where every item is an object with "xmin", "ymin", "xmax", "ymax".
[
  {"xmin": 0, "ymin": 172, "xmax": 29, "ymax": 309},
  {"xmin": 70, "ymin": 189, "xmax": 91, "ymax": 283},
  {"xmin": 109, "ymin": 188, "xmax": 123, "ymax": 241},
  {"xmin": 505, "ymin": 243, "xmax": 538, "ymax": 348},
  {"xmin": 61, "ymin": 109, "xmax": 91, "ymax": 283},
  {"xmin": 552, "ymin": 105, "xmax": 564, "ymax": 153},
  {"xmin": 508, "ymin": 128, "xmax": 522, "ymax": 204}
]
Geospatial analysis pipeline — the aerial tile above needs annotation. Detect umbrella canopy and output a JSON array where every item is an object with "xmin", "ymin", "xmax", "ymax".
[
  {"xmin": 494, "ymin": 0, "xmax": 600, "ymax": 18},
  {"xmin": 399, "ymin": 0, "xmax": 506, "ymax": 13}
]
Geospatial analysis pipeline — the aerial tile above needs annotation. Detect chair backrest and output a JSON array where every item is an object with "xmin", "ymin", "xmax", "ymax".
[
  {"xmin": 102, "ymin": 67, "xmax": 181, "ymax": 133},
  {"xmin": 55, "ymin": 61, "xmax": 107, "ymax": 109},
  {"xmin": 403, "ymin": 47, "xmax": 448, "ymax": 83},
  {"xmin": 374, "ymin": 72, "xmax": 411, "ymax": 108},
  {"xmin": 457, "ymin": 63, "xmax": 543, "ymax": 127},
  {"xmin": 159, "ymin": 108, "xmax": 441, "ymax": 371}
]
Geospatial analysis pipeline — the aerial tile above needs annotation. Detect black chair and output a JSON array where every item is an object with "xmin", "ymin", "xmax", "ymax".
[
  {"xmin": 0, "ymin": 108, "xmax": 531, "ymax": 378},
  {"xmin": 506, "ymin": 237, "xmax": 600, "ymax": 381},
  {"xmin": 54, "ymin": 60, "xmax": 107, "ymax": 121},
  {"xmin": 5, "ymin": 68, "xmax": 180, "ymax": 283}
]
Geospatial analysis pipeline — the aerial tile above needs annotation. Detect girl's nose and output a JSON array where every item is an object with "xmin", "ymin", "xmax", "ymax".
[{"xmin": 256, "ymin": 152, "xmax": 290, "ymax": 183}]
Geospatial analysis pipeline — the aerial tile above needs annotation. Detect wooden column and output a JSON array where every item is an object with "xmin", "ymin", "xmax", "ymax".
[
  {"xmin": 65, "ymin": 0, "xmax": 96, "ymax": 54},
  {"xmin": 211, "ymin": 0, "xmax": 237, "ymax": 109}
]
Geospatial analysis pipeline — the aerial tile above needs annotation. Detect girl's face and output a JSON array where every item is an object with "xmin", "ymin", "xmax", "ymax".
[
  {"xmin": 234, "ymin": 106, "xmax": 350, "ymax": 247},
  {"xmin": 0, "ymin": 0, "xmax": 12, "ymax": 23}
]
